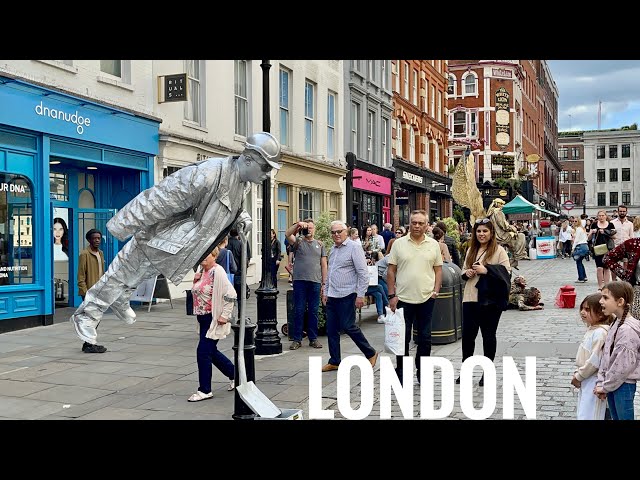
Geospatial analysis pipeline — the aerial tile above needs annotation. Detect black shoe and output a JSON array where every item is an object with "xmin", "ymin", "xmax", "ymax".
[
  {"xmin": 479, "ymin": 375, "xmax": 484, "ymax": 387},
  {"xmin": 455, "ymin": 376, "xmax": 461, "ymax": 384},
  {"xmin": 395, "ymin": 368, "xmax": 404, "ymax": 386},
  {"xmin": 82, "ymin": 342, "xmax": 107, "ymax": 353}
]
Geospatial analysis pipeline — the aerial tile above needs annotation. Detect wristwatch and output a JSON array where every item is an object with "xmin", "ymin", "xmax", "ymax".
[{"xmin": 388, "ymin": 294, "xmax": 396, "ymax": 299}]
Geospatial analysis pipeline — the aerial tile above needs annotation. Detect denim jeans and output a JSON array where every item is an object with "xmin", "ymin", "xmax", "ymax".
[
  {"xmin": 326, "ymin": 293, "xmax": 376, "ymax": 366},
  {"xmin": 573, "ymin": 243, "xmax": 589, "ymax": 281},
  {"xmin": 396, "ymin": 298, "xmax": 436, "ymax": 381},
  {"xmin": 607, "ymin": 382, "xmax": 636, "ymax": 420},
  {"xmin": 378, "ymin": 277, "xmax": 389, "ymax": 298},
  {"xmin": 196, "ymin": 313, "xmax": 235, "ymax": 394},
  {"xmin": 366, "ymin": 284, "xmax": 388, "ymax": 315},
  {"xmin": 293, "ymin": 280, "xmax": 321, "ymax": 342}
]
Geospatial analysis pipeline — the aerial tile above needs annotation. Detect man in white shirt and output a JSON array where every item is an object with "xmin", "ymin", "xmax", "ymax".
[{"xmin": 611, "ymin": 205, "xmax": 633, "ymax": 280}]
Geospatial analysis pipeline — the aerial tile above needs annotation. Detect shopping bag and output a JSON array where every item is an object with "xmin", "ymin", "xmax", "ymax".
[
  {"xmin": 367, "ymin": 265, "xmax": 378, "ymax": 286},
  {"xmin": 383, "ymin": 306, "xmax": 405, "ymax": 356}
]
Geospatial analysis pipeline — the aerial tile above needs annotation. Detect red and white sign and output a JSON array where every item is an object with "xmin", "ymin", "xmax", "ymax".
[
  {"xmin": 563, "ymin": 200, "xmax": 575, "ymax": 211},
  {"xmin": 353, "ymin": 169, "xmax": 392, "ymax": 195}
]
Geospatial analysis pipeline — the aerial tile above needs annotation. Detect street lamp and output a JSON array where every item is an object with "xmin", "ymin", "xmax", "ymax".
[{"xmin": 254, "ymin": 60, "xmax": 283, "ymax": 355}]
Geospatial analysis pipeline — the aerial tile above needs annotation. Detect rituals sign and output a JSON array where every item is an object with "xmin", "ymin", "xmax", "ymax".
[{"xmin": 158, "ymin": 74, "xmax": 188, "ymax": 103}]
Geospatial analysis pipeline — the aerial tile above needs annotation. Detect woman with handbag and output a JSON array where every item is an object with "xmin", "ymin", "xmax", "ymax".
[
  {"xmin": 588, "ymin": 210, "xmax": 617, "ymax": 290},
  {"xmin": 571, "ymin": 218, "xmax": 590, "ymax": 283},
  {"xmin": 187, "ymin": 246, "xmax": 237, "ymax": 402}
]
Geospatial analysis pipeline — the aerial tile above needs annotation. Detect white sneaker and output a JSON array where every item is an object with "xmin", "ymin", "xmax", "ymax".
[
  {"xmin": 377, "ymin": 315, "xmax": 385, "ymax": 324},
  {"xmin": 227, "ymin": 380, "xmax": 235, "ymax": 391}
]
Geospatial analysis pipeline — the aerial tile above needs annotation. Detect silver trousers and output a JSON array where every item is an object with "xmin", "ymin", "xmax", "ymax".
[{"xmin": 73, "ymin": 238, "xmax": 160, "ymax": 340}]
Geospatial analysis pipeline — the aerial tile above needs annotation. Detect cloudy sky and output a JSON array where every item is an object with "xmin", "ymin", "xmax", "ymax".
[{"xmin": 547, "ymin": 60, "xmax": 640, "ymax": 132}]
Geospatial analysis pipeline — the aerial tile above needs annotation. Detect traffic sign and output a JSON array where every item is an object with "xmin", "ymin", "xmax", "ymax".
[{"xmin": 563, "ymin": 200, "xmax": 575, "ymax": 210}]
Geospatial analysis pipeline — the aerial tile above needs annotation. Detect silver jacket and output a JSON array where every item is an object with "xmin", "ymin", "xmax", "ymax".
[{"xmin": 106, "ymin": 156, "xmax": 251, "ymax": 285}]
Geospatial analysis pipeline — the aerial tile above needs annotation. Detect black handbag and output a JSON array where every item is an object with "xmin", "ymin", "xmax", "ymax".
[{"xmin": 185, "ymin": 289, "xmax": 194, "ymax": 316}]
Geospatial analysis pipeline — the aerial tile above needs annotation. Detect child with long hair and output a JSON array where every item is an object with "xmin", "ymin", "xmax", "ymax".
[
  {"xmin": 571, "ymin": 293, "xmax": 613, "ymax": 419},
  {"xmin": 594, "ymin": 281, "xmax": 640, "ymax": 420}
]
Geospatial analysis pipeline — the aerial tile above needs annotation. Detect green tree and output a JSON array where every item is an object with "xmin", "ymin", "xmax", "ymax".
[
  {"xmin": 441, "ymin": 217, "xmax": 460, "ymax": 243},
  {"xmin": 453, "ymin": 205, "xmax": 465, "ymax": 224},
  {"xmin": 309, "ymin": 211, "xmax": 334, "ymax": 331}
]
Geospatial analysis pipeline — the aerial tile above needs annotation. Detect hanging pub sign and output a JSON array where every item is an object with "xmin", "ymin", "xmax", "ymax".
[
  {"xmin": 495, "ymin": 87, "xmax": 510, "ymax": 148},
  {"xmin": 158, "ymin": 73, "xmax": 188, "ymax": 103}
]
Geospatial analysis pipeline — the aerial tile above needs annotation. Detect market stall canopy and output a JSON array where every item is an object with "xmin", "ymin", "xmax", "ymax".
[{"xmin": 502, "ymin": 194, "xmax": 560, "ymax": 217}]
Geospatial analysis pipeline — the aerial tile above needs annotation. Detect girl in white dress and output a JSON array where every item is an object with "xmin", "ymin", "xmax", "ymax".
[{"xmin": 571, "ymin": 292, "xmax": 612, "ymax": 419}]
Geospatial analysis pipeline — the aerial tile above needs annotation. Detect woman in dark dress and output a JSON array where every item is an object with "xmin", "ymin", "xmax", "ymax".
[
  {"xmin": 270, "ymin": 229, "xmax": 282, "ymax": 285},
  {"xmin": 587, "ymin": 209, "xmax": 616, "ymax": 290}
]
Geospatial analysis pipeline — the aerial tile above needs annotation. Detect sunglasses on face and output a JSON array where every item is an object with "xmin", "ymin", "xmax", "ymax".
[
  {"xmin": 475, "ymin": 218, "xmax": 491, "ymax": 225},
  {"xmin": 331, "ymin": 229, "xmax": 344, "ymax": 235},
  {"xmin": 396, "ymin": 231, "xmax": 402, "ymax": 234}
]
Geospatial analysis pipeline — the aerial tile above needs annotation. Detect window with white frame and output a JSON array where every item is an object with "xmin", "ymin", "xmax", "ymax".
[
  {"xmin": 447, "ymin": 74, "xmax": 456, "ymax": 96},
  {"xmin": 369, "ymin": 60, "xmax": 375, "ymax": 82},
  {"xmin": 100, "ymin": 60, "xmax": 122, "ymax": 78},
  {"xmin": 327, "ymin": 91, "xmax": 336, "ymax": 159},
  {"xmin": 381, "ymin": 60, "xmax": 387, "ymax": 90},
  {"xmin": 430, "ymin": 85, "xmax": 435, "ymax": 118},
  {"xmin": 433, "ymin": 141, "xmax": 440, "ymax": 172},
  {"xmin": 470, "ymin": 111, "xmax": 478, "ymax": 137},
  {"xmin": 560, "ymin": 170, "xmax": 568, "ymax": 183},
  {"xmin": 185, "ymin": 60, "xmax": 203, "ymax": 125},
  {"xmin": 299, "ymin": 189, "xmax": 320, "ymax": 220},
  {"xmin": 412, "ymin": 69, "xmax": 418, "ymax": 105},
  {"xmin": 367, "ymin": 111, "xmax": 375, "ymax": 163},
  {"xmin": 351, "ymin": 101, "xmax": 360, "ymax": 157},
  {"xmin": 436, "ymin": 60, "xmax": 441, "ymax": 73},
  {"xmin": 304, "ymin": 80, "xmax": 315, "ymax": 153},
  {"xmin": 235, "ymin": 60, "xmax": 248, "ymax": 136},
  {"xmin": 424, "ymin": 137, "xmax": 430, "ymax": 167},
  {"xmin": 396, "ymin": 119, "xmax": 403, "ymax": 158},
  {"xmin": 381, "ymin": 117, "xmax": 389, "ymax": 166},
  {"xmin": 464, "ymin": 73, "xmax": 477, "ymax": 95},
  {"xmin": 453, "ymin": 111, "xmax": 466, "ymax": 137},
  {"xmin": 437, "ymin": 92, "xmax": 442, "ymax": 123},
  {"xmin": 392, "ymin": 61, "xmax": 398, "ymax": 92},
  {"xmin": 409, "ymin": 127, "xmax": 415, "ymax": 163},
  {"xmin": 404, "ymin": 62, "xmax": 409, "ymax": 99},
  {"xmin": 279, "ymin": 68, "xmax": 290, "ymax": 146}
]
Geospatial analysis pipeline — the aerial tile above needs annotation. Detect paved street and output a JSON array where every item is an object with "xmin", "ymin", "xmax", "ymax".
[{"xmin": 0, "ymin": 256, "xmax": 638, "ymax": 420}]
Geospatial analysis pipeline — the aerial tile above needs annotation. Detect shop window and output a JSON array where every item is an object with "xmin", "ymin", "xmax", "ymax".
[
  {"xmin": 299, "ymin": 189, "xmax": 320, "ymax": 220},
  {"xmin": 49, "ymin": 172, "xmax": 69, "ymax": 201},
  {"xmin": 0, "ymin": 174, "xmax": 35, "ymax": 285},
  {"xmin": 235, "ymin": 60, "xmax": 249, "ymax": 136}
]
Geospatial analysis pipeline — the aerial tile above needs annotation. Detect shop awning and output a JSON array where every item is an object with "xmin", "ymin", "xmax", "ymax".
[{"xmin": 502, "ymin": 194, "xmax": 560, "ymax": 217}]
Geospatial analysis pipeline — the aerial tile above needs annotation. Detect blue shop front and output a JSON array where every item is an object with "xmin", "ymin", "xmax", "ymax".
[{"xmin": 0, "ymin": 75, "xmax": 160, "ymax": 333}]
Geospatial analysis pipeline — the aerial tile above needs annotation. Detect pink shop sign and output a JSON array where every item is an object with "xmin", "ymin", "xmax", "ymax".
[{"xmin": 353, "ymin": 169, "xmax": 391, "ymax": 195}]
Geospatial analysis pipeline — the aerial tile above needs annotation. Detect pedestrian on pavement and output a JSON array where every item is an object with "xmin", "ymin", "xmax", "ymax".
[
  {"xmin": 321, "ymin": 220, "xmax": 378, "ymax": 372},
  {"xmin": 227, "ymin": 228, "xmax": 251, "ymax": 315},
  {"xmin": 611, "ymin": 205, "xmax": 633, "ymax": 281},
  {"xmin": 381, "ymin": 223, "xmax": 395, "ymax": 251},
  {"xmin": 457, "ymin": 218, "xmax": 511, "ymax": 386},
  {"xmin": 587, "ymin": 210, "xmax": 616, "ymax": 290},
  {"xmin": 387, "ymin": 209, "xmax": 443, "ymax": 384},
  {"xmin": 285, "ymin": 218, "xmax": 327, "ymax": 350},
  {"xmin": 77, "ymin": 228, "xmax": 106, "ymax": 353},
  {"xmin": 603, "ymin": 237, "xmax": 640, "ymax": 320},
  {"xmin": 270, "ymin": 229, "xmax": 282, "ymax": 286},
  {"xmin": 216, "ymin": 236, "xmax": 238, "ymax": 284},
  {"xmin": 187, "ymin": 247, "xmax": 237, "ymax": 402},
  {"xmin": 594, "ymin": 281, "xmax": 640, "ymax": 420},
  {"xmin": 571, "ymin": 218, "xmax": 589, "ymax": 283},
  {"xmin": 436, "ymin": 221, "xmax": 461, "ymax": 267},
  {"xmin": 571, "ymin": 292, "xmax": 612, "ymax": 419},
  {"xmin": 70, "ymin": 131, "xmax": 280, "ymax": 352}
]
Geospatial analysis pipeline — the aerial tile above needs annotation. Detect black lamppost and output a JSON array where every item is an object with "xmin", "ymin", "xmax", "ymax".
[
  {"xmin": 254, "ymin": 60, "xmax": 282, "ymax": 355},
  {"xmin": 583, "ymin": 179, "xmax": 587, "ymax": 216}
]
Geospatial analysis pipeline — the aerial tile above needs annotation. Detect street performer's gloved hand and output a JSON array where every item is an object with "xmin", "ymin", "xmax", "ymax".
[{"xmin": 235, "ymin": 210, "xmax": 253, "ymax": 234}]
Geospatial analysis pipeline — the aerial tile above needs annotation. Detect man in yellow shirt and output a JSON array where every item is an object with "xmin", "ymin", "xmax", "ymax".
[{"xmin": 387, "ymin": 210, "xmax": 442, "ymax": 384}]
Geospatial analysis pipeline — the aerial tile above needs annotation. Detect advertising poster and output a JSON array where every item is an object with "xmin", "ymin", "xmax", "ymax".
[{"xmin": 536, "ymin": 236, "xmax": 555, "ymax": 259}]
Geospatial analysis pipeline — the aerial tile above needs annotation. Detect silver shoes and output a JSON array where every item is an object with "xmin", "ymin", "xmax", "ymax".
[{"xmin": 70, "ymin": 314, "xmax": 97, "ymax": 344}]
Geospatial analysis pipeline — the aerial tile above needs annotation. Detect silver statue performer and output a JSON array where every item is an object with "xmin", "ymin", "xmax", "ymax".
[
  {"xmin": 486, "ymin": 198, "xmax": 528, "ymax": 268},
  {"xmin": 71, "ymin": 132, "xmax": 282, "ymax": 353}
]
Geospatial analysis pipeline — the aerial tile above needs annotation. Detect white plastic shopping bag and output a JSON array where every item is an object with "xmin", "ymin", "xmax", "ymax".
[
  {"xmin": 383, "ymin": 306, "xmax": 405, "ymax": 356},
  {"xmin": 367, "ymin": 265, "xmax": 378, "ymax": 286}
]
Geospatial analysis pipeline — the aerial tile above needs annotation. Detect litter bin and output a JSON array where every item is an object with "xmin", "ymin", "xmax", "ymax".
[{"xmin": 429, "ymin": 262, "xmax": 464, "ymax": 345}]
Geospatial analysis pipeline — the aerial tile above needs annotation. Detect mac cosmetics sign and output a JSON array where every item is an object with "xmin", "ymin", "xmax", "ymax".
[{"xmin": 35, "ymin": 101, "xmax": 91, "ymax": 134}]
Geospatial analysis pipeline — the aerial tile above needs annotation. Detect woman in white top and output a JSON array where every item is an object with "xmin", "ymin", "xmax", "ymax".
[
  {"xmin": 633, "ymin": 217, "xmax": 640, "ymax": 238},
  {"xmin": 571, "ymin": 218, "xmax": 589, "ymax": 283},
  {"xmin": 558, "ymin": 220, "xmax": 573, "ymax": 258}
]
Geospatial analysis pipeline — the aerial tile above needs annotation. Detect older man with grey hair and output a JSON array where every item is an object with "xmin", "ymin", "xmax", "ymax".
[{"xmin": 320, "ymin": 220, "xmax": 378, "ymax": 372}]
